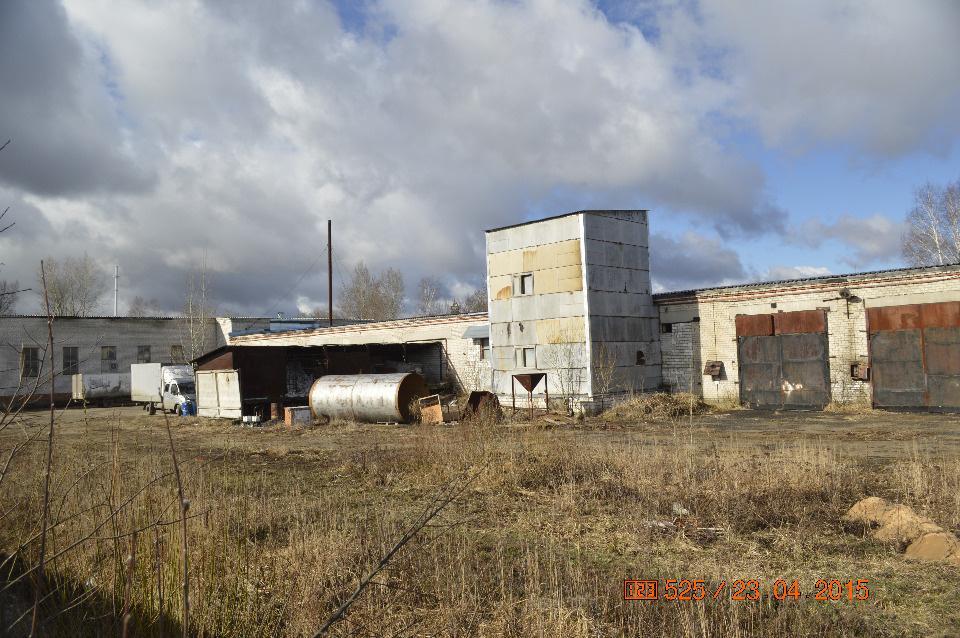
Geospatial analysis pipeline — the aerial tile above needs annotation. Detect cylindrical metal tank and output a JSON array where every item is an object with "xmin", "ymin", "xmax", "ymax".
[{"xmin": 308, "ymin": 373, "xmax": 429, "ymax": 423}]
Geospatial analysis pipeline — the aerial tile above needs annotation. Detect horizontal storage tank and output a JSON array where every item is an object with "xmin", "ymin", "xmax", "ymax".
[{"xmin": 308, "ymin": 373, "xmax": 429, "ymax": 423}]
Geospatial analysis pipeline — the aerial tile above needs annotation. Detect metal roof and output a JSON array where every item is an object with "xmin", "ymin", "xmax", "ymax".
[
  {"xmin": 231, "ymin": 312, "xmax": 488, "ymax": 341},
  {"xmin": 653, "ymin": 263, "xmax": 960, "ymax": 301},
  {"xmin": 462, "ymin": 324, "xmax": 489, "ymax": 339},
  {"xmin": 485, "ymin": 209, "xmax": 649, "ymax": 233}
]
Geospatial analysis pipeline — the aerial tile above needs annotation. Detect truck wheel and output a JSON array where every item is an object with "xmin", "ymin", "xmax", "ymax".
[
  {"xmin": 148, "ymin": 403, "xmax": 156, "ymax": 415},
  {"xmin": 174, "ymin": 404, "xmax": 182, "ymax": 416}
]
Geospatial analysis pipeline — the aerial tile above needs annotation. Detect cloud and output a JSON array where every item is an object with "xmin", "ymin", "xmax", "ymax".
[
  {"xmin": 761, "ymin": 265, "xmax": 831, "ymax": 281},
  {"xmin": 688, "ymin": 0, "xmax": 960, "ymax": 156},
  {"xmin": 649, "ymin": 231, "xmax": 747, "ymax": 292},
  {"xmin": 789, "ymin": 214, "xmax": 905, "ymax": 266},
  {"xmin": 0, "ymin": 1, "xmax": 154, "ymax": 196},
  {"xmin": 0, "ymin": 0, "xmax": 955, "ymax": 315}
]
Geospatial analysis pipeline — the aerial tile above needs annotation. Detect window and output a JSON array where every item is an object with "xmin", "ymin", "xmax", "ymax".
[
  {"xmin": 514, "ymin": 273, "xmax": 534, "ymax": 296},
  {"xmin": 21, "ymin": 347, "xmax": 40, "ymax": 378},
  {"xmin": 171, "ymin": 345, "xmax": 184, "ymax": 363},
  {"xmin": 660, "ymin": 323, "xmax": 673, "ymax": 334},
  {"xmin": 478, "ymin": 338, "xmax": 490, "ymax": 360},
  {"xmin": 517, "ymin": 346, "xmax": 536, "ymax": 368},
  {"xmin": 636, "ymin": 350, "xmax": 646, "ymax": 365},
  {"xmin": 101, "ymin": 346, "xmax": 118, "ymax": 373},
  {"xmin": 137, "ymin": 345, "xmax": 152, "ymax": 363},
  {"xmin": 63, "ymin": 347, "xmax": 79, "ymax": 375},
  {"xmin": 170, "ymin": 383, "xmax": 179, "ymax": 395}
]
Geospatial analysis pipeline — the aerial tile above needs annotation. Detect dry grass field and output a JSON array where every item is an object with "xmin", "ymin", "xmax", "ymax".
[{"xmin": 1, "ymin": 403, "xmax": 959, "ymax": 637}]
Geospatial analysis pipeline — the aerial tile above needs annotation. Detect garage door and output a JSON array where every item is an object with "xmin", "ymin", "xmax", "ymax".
[
  {"xmin": 736, "ymin": 310, "xmax": 831, "ymax": 409},
  {"xmin": 868, "ymin": 301, "xmax": 960, "ymax": 410}
]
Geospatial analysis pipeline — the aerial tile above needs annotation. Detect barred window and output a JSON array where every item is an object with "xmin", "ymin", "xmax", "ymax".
[
  {"xmin": 137, "ymin": 345, "xmax": 152, "ymax": 363},
  {"xmin": 101, "ymin": 346, "xmax": 118, "ymax": 373}
]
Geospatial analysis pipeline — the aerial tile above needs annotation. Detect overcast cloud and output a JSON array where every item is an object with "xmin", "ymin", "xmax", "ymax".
[{"xmin": 0, "ymin": 0, "xmax": 957, "ymax": 315}]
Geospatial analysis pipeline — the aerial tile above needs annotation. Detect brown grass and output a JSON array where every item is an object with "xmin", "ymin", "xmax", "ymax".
[
  {"xmin": 0, "ymin": 409, "xmax": 958, "ymax": 636},
  {"xmin": 600, "ymin": 392, "xmax": 711, "ymax": 422}
]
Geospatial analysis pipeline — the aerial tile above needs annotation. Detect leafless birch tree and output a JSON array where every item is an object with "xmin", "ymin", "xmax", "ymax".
[{"xmin": 902, "ymin": 177, "xmax": 960, "ymax": 266}]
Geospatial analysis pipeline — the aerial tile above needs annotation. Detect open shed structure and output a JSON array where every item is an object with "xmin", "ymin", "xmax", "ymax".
[{"xmin": 214, "ymin": 313, "xmax": 491, "ymax": 413}]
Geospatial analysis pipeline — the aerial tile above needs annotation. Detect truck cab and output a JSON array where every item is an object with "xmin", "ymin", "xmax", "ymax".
[{"xmin": 162, "ymin": 378, "xmax": 196, "ymax": 415}]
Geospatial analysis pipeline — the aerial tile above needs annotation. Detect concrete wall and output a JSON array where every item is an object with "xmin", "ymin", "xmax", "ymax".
[
  {"xmin": 656, "ymin": 266, "xmax": 960, "ymax": 405},
  {"xmin": 0, "ymin": 316, "xmax": 228, "ymax": 401},
  {"xmin": 486, "ymin": 215, "xmax": 588, "ymax": 400},
  {"xmin": 583, "ymin": 211, "xmax": 660, "ymax": 394}
]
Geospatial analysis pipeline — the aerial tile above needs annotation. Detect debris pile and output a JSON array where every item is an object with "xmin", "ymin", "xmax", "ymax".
[{"xmin": 843, "ymin": 496, "xmax": 960, "ymax": 565}]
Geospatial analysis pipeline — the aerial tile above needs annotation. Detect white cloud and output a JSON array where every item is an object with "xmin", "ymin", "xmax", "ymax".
[
  {"xmin": 690, "ymin": 0, "xmax": 960, "ymax": 156},
  {"xmin": 762, "ymin": 265, "xmax": 831, "ymax": 281},
  {"xmin": 0, "ymin": 0, "xmax": 956, "ymax": 314}
]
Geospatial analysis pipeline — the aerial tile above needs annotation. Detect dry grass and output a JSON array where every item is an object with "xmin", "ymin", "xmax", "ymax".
[
  {"xmin": 600, "ymin": 392, "xmax": 711, "ymax": 422},
  {"xmin": 0, "ymin": 409, "xmax": 959, "ymax": 636}
]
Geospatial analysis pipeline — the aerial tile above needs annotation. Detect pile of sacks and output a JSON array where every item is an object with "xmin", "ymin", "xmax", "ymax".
[{"xmin": 843, "ymin": 496, "xmax": 960, "ymax": 565}]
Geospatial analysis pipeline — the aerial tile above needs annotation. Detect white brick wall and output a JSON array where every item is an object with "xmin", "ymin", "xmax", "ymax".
[
  {"xmin": 0, "ymin": 316, "xmax": 226, "ymax": 400},
  {"xmin": 656, "ymin": 267, "xmax": 960, "ymax": 405}
]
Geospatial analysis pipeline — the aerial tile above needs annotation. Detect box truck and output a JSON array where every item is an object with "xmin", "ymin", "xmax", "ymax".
[
  {"xmin": 131, "ymin": 363, "xmax": 196, "ymax": 415},
  {"xmin": 71, "ymin": 373, "xmax": 131, "ymax": 406}
]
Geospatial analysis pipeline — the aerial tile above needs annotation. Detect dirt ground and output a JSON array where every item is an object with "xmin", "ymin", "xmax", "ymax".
[{"xmin": 25, "ymin": 404, "xmax": 960, "ymax": 460}]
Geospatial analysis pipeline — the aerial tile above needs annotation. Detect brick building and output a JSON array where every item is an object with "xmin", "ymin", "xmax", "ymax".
[{"xmin": 656, "ymin": 264, "xmax": 960, "ymax": 409}]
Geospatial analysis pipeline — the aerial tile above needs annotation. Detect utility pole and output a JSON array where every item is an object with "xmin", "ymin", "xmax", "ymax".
[
  {"xmin": 114, "ymin": 265, "xmax": 119, "ymax": 316},
  {"xmin": 327, "ymin": 219, "xmax": 333, "ymax": 327}
]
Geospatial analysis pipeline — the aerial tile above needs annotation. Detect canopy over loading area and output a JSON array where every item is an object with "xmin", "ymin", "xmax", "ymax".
[{"xmin": 868, "ymin": 301, "xmax": 960, "ymax": 411}]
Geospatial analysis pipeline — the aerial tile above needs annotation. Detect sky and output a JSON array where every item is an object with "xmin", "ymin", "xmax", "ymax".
[{"xmin": 0, "ymin": 0, "xmax": 958, "ymax": 316}]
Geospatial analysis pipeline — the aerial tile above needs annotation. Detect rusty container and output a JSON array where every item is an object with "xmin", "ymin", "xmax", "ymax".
[{"xmin": 308, "ymin": 373, "xmax": 429, "ymax": 423}]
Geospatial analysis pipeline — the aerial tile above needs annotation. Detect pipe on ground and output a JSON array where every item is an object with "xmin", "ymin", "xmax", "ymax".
[{"xmin": 308, "ymin": 372, "xmax": 429, "ymax": 423}]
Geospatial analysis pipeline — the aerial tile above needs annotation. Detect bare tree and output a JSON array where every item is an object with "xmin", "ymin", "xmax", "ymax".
[
  {"xmin": 180, "ymin": 256, "xmax": 215, "ymax": 361},
  {"xmin": 339, "ymin": 261, "xmax": 405, "ymax": 321},
  {"xmin": 379, "ymin": 268, "xmax": 404, "ymax": 320},
  {"xmin": 540, "ymin": 327, "xmax": 586, "ymax": 412},
  {"xmin": 0, "ymin": 279, "xmax": 19, "ymax": 314},
  {"xmin": 903, "ymin": 177, "xmax": 960, "ymax": 266},
  {"xmin": 460, "ymin": 283, "xmax": 487, "ymax": 313},
  {"xmin": 39, "ymin": 255, "xmax": 108, "ymax": 316},
  {"xmin": 448, "ymin": 283, "xmax": 487, "ymax": 315},
  {"xmin": 415, "ymin": 277, "xmax": 444, "ymax": 316},
  {"xmin": 127, "ymin": 295, "xmax": 162, "ymax": 317},
  {"xmin": 592, "ymin": 341, "xmax": 619, "ymax": 402}
]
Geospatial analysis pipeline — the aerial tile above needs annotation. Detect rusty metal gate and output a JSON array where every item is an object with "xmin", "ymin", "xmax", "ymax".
[
  {"xmin": 736, "ymin": 310, "xmax": 831, "ymax": 409},
  {"xmin": 868, "ymin": 301, "xmax": 960, "ymax": 410}
]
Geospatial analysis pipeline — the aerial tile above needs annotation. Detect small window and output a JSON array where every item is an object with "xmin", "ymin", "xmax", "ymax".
[
  {"xmin": 171, "ymin": 345, "xmax": 184, "ymax": 363},
  {"xmin": 515, "ymin": 273, "xmax": 534, "ymax": 296},
  {"xmin": 517, "ymin": 346, "xmax": 536, "ymax": 368},
  {"xmin": 636, "ymin": 350, "xmax": 645, "ymax": 365},
  {"xmin": 164, "ymin": 383, "xmax": 171, "ymax": 394},
  {"xmin": 478, "ymin": 338, "xmax": 490, "ymax": 360},
  {"xmin": 21, "ymin": 347, "xmax": 40, "ymax": 378},
  {"xmin": 170, "ymin": 383, "xmax": 179, "ymax": 395},
  {"xmin": 660, "ymin": 323, "xmax": 673, "ymax": 334},
  {"xmin": 63, "ymin": 347, "xmax": 79, "ymax": 375},
  {"xmin": 101, "ymin": 346, "xmax": 118, "ymax": 373},
  {"xmin": 137, "ymin": 345, "xmax": 152, "ymax": 363}
]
